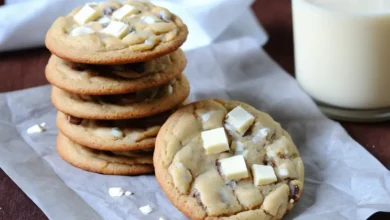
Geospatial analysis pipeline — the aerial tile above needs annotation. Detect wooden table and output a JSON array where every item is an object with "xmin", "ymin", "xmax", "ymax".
[{"xmin": 0, "ymin": 1, "xmax": 389, "ymax": 219}]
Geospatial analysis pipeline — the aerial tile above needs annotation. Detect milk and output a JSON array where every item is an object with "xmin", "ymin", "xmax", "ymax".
[{"xmin": 292, "ymin": 0, "xmax": 390, "ymax": 109}]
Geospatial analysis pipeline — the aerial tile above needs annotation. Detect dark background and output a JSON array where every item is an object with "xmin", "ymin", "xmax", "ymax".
[{"xmin": 0, "ymin": 0, "xmax": 389, "ymax": 219}]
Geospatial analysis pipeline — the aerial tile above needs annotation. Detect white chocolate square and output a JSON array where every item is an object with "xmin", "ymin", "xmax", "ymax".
[
  {"xmin": 70, "ymin": 26, "xmax": 95, "ymax": 36},
  {"xmin": 225, "ymin": 106, "xmax": 255, "ymax": 135},
  {"xmin": 108, "ymin": 187, "xmax": 124, "ymax": 197},
  {"xmin": 141, "ymin": 16, "xmax": 157, "ymax": 24},
  {"xmin": 100, "ymin": 21, "xmax": 130, "ymax": 39},
  {"xmin": 73, "ymin": 5, "xmax": 100, "ymax": 25},
  {"xmin": 219, "ymin": 155, "xmax": 249, "ymax": 181},
  {"xmin": 112, "ymin": 5, "xmax": 138, "ymax": 20},
  {"xmin": 27, "ymin": 124, "xmax": 45, "ymax": 134},
  {"xmin": 252, "ymin": 164, "xmax": 277, "ymax": 186},
  {"xmin": 232, "ymin": 140, "xmax": 245, "ymax": 153},
  {"xmin": 201, "ymin": 127, "xmax": 229, "ymax": 155},
  {"xmin": 139, "ymin": 205, "xmax": 153, "ymax": 215},
  {"xmin": 97, "ymin": 16, "xmax": 112, "ymax": 25}
]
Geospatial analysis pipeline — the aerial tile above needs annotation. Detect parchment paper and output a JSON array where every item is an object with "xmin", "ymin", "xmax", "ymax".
[{"xmin": 0, "ymin": 37, "xmax": 389, "ymax": 220}]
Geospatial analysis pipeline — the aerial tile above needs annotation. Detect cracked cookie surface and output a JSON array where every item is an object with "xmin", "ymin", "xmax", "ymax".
[
  {"xmin": 51, "ymin": 74, "xmax": 190, "ymax": 120},
  {"xmin": 154, "ymin": 99, "xmax": 304, "ymax": 220},
  {"xmin": 45, "ymin": 49, "xmax": 186, "ymax": 95},
  {"xmin": 45, "ymin": 0, "xmax": 188, "ymax": 64},
  {"xmin": 57, "ymin": 133, "xmax": 154, "ymax": 175}
]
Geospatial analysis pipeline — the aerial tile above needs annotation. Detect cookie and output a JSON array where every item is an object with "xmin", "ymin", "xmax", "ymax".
[
  {"xmin": 45, "ymin": 49, "xmax": 186, "ymax": 95},
  {"xmin": 45, "ymin": 1, "xmax": 188, "ymax": 64},
  {"xmin": 56, "ymin": 111, "xmax": 169, "ymax": 151},
  {"xmin": 57, "ymin": 133, "xmax": 154, "ymax": 175},
  {"xmin": 51, "ymin": 75, "xmax": 190, "ymax": 120},
  {"xmin": 154, "ymin": 99, "xmax": 304, "ymax": 220}
]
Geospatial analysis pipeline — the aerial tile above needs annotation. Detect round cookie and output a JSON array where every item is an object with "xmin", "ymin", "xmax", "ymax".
[
  {"xmin": 57, "ymin": 133, "xmax": 154, "ymax": 175},
  {"xmin": 51, "ymin": 75, "xmax": 190, "ymax": 120},
  {"xmin": 154, "ymin": 99, "xmax": 304, "ymax": 220},
  {"xmin": 45, "ymin": 1, "xmax": 188, "ymax": 64},
  {"xmin": 45, "ymin": 49, "xmax": 186, "ymax": 95},
  {"xmin": 56, "ymin": 111, "xmax": 169, "ymax": 151}
]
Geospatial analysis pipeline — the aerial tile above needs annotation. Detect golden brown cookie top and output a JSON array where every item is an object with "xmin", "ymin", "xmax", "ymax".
[
  {"xmin": 154, "ymin": 99, "xmax": 304, "ymax": 220},
  {"xmin": 45, "ymin": 0, "xmax": 188, "ymax": 64}
]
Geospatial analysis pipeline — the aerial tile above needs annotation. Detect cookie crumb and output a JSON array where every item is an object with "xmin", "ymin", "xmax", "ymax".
[
  {"xmin": 139, "ymin": 205, "xmax": 153, "ymax": 215},
  {"xmin": 109, "ymin": 187, "xmax": 124, "ymax": 197},
  {"xmin": 124, "ymin": 191, "xmax": 133, "ymax": 196},
  {"xmin": 27, "ymin": 124, "xmax": 46, "ymax": 134}
]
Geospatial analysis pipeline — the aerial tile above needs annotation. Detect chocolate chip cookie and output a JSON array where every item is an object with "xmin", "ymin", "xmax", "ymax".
[
  {"xmin": 45, "ymin": 1, "xmax": 188, "ymax": 64},
  {"xmin": 51, "ymin": 75, "xmax": 190, "ymax": 120},
  {"xmin": 45, "ymin": 49, "xmax": 186, "ymax": 95},
  {"xmin": 57, "ymin": 133, "xmax": 154, "ymax": 175},
  {"xmin": 154, "ymin": 99, "xmax": 304, "ymax": 220}
]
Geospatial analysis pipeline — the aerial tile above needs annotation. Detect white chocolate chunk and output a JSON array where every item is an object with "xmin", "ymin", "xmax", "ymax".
[
  {"xmin": 124, "ymin": 191, "xmax": 133, "ymax": 196},
  {"xmin": 97, "ymin": 16, "xmax": 111, "ymax": 25},
  {"xmin": 27, "ymin": 124, "xmax": 45, "ymax": 134},
  {"xmin": 168, "ymin": 85, "xmax": 173, "ymax": 95},
  {"xmin": 160, "ymin": 9, "xmax": 171, "ymax": 21},
  {"xmin": 219, "ymin": 155, "xmax": 249, "ymax": 181},
  {"xmin": 70, "ymin": 26, "xmax": 95, "ymax": 36},
  {"xmin": 252, "ymin": 164, "xmax": 277, "ymax": 186},
  {"xmin": 225, "ymin": 106, "xmax": 255, "ymax": 135},
  {"xmin": 73, "ymin": 5, "xmax": 100, "ymax": 25},
  {"xmin": 201, "ymin": 127, "xmax": 229, "ymax": 155},
  {"xmin": 141, "ymin": 16, "xmax": 157, "ymax": 24},
  {"xmin": 277, "ymin": 168, "xmax": 289, "ymax": 177},
  {"xmin": 112, "ymin": 5, "xmax": 137, "ymax": 20},
  {"xmin": 252, "ymin": 128, "xmax": 270, "ymax": 143},
  {"xmin": 100, "ymin": 21, "xmax": 129, "ymax": 39},
  {"xmin": 139, "ymin": 205, "xmax": 153, "ymax": 215},
  {"xmin": 111, "ymin": 127, "xmax": 124, "ymax": 138},
  {"xmin": 232, "ymin": 140, "xmax": 245, "ymax": 154},
  {"xmin": 144, "ymin": 38, "xmax": 155, "ymax": 46},
  {"xmin": 109, "ymin": 187, "xmax": 124, "ymax": 197},
  {"xmin": 201, "ymin": 111, "xmax": 215, "ymax": 123}
]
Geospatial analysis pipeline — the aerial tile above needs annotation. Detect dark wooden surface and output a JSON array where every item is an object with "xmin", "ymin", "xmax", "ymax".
[{"xmin": 0, "ymin": 0, "xmax": 389, "ymax": 219}]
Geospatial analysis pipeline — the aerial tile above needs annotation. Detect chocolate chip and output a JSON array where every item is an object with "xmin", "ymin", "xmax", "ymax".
[
  {"xmin": 67, "ymin": 115, "xmax": 83, "ymax": 125},
  {"xmin": 289, "ymin": 183, "xmax": 300, "ymax": 202},
  {"xmin": 103, "ymin": 6, "xmax": 115, "ymax": 15}
]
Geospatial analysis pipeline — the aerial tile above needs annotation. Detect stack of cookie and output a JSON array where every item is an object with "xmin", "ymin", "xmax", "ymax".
[{"xmin": 44, "ymin": 0, "xmax": 189, "ymax": 175}]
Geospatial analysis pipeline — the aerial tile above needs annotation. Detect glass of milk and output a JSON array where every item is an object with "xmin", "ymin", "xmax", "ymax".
[{"xmin": 292, "ymin": 0, "xmax": 390, "ymax": 121}]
